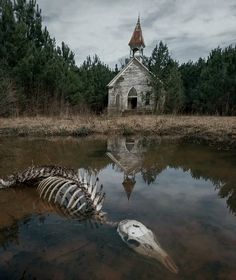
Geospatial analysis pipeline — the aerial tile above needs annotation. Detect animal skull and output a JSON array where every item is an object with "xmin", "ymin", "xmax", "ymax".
[{"xmin": 117, "ymin": 220, "xmax": 178, "ymax": 274}]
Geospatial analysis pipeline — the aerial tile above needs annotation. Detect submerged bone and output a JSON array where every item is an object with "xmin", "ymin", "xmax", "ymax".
[
  {"xmin": 67, "ymin": 189, "xmax": 82, "ymax": 208},
  {"xmin": 60, "ymin": 184, "xmax": 77, "ymax": 206},
  {"xmin": 37, "ymin": 176, "xmax": 105, "ymax": 219},
  {"xmin": 0, "ymin": 165, "xmax": 81, "ymax": 189},
  {"xmin": 117, "ymin": 220, "xmax": 178, "ymax": 274}
]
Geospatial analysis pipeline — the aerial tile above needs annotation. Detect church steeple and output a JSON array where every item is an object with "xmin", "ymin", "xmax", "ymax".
[{"xmin": 128, "ymin": 16, "xmax": 145, "ymax": 60}]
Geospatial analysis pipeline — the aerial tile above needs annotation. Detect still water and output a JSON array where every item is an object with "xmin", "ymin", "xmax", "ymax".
[{"xmin": 0, "ymin": 136, "xmax": 236, "ymax": 280}]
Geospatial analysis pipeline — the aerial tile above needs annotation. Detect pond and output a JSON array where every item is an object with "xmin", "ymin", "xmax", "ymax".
[{"xmin": 0, "ymin": 136, "xmax": 236, "ymax": 280}]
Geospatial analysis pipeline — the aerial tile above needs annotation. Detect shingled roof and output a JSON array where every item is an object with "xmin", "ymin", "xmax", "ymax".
[{"xmin": 128, "ymin": 17, "xmax": 145, "ymax": 48}]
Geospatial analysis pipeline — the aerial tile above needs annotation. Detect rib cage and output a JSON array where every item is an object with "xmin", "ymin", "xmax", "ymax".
[
  {"xmin": 0, "ymin": 165, "xmax": 108, "ymax": 223},
  {"xmin": 37, "ymin": 175, "xmax": 105, "ymax": 218}
]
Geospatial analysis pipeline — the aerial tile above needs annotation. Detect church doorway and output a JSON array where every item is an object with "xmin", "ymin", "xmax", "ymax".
[{"xmin": 128, "ymin": 87, "xmax": 137, "ymax": 109}]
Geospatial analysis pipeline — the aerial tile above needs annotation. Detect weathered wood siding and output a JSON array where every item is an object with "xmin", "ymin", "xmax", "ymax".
[{"xmin": 108, "ymin": 59, "xmax": 153, "ymax": 115}]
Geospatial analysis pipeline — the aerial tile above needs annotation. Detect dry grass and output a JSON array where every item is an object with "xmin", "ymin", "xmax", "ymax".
[{"xmin": 0, "ymin": 115, "xmax": 236, "ymax": 147}]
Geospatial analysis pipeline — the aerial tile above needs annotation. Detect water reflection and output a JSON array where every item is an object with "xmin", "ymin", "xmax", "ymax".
[
  {"xmin": 0, "ymin": 136, "xmax": 236, "ymax": 218},
  {"xmin": 0, "ymin": 136, "xmax": 236, "ymax": 279},
  {"xmin": 107, "ymin": 137, "xmax": 145, "ymax": 199},
  {"xmin": 0, "ymin": 136, "xmax": 235, "ymax": 217},
  {"xmin": 218, "ymin": 183, "xmax": 236, "ymax": 215},
  {"xmin": 107, "ymin": 136, "xmax": 236, "ymax": 216}
]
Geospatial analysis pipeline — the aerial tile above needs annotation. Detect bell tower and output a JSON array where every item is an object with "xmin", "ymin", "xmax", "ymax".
[{"xmin": 128, "ymin": 16, "xmax": 145, "ymax": 61}]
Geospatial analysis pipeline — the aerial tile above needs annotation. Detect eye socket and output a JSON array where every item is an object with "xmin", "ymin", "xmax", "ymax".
[
  {"xmin": 133, "ymin": 224, "xmax": 140, "ymax": 228},
  {"xmin": 127, "ymin": 239, "xmax": 140, "ymax": 247}
]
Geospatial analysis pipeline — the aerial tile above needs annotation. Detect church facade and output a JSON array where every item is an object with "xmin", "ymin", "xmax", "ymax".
[{"xmin": 107, "ymin": 17, "xmax": 154, "ymax": 115}]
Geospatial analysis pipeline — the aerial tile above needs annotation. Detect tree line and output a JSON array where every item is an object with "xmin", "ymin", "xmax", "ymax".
[
  {"xmin": 0, "ymin": 0, "xmax": 115, "ymax": 116},
  {"xmin": 0, "ymin": 0, "xmax": 236, "ymax": 116},
  {"xmin": 146, "ymin": 42, "xmax": 236, "ymax": 115}
]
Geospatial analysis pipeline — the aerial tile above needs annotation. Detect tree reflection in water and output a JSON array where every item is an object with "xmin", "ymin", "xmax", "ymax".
[{"xmin": 107, "ymin": 136, "xmax": 236, "ymax": 215}]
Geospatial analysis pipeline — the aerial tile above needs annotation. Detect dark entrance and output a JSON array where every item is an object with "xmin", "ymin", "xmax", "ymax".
[
  {"xmin": 129, "ymin": 97, "xmax": 137, "ymax": 109},
  {"xmin": 128, "ymin": 87, "xmax": 138, "ymax": 110}
]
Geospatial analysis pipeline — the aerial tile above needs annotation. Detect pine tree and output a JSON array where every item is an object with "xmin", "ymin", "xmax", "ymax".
[{"xmin": 148, "ymin": 42, "xmax": 184, "ymax": 113}]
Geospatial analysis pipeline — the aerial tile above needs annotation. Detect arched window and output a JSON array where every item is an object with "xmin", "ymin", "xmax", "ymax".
[
  {"xmin": 145, "ymin": 92, "xmax": 151, "ymax": 106},
  {"xmin": 128, "ymin": 87, "xmax": 137, "ymax": 109}
]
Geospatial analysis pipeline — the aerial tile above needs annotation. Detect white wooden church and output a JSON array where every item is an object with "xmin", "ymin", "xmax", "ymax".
[{"xmin": 107, "ymin": 17, "xmax": 153, "ymax": 115}]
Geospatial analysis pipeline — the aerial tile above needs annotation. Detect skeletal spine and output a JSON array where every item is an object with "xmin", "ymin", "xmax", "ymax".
[
  {"xmin": 0, "ymin": 166, "xmax": 106, "ymax": 220},
  {"xmin": 0, "ymin": 166, "xmax": 81, "ymax": 188}
]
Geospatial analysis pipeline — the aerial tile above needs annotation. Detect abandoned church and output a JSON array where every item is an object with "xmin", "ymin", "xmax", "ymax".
[{"xmin": 107, "ymin": 17, "xmax": 154, "ymax": 115}]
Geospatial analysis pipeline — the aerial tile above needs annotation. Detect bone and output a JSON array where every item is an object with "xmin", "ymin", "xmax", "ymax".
[
  {"xmin": 46, "ymin": 181, "xmax": 65, "ymax": 202},
  {"xmin": 91, "ymin": 182, "xmax": 98, "ymax": 200},
  {"xmin": 163, "ymin": 255, "xmax": 179, "ymax": 274},
  {"xmin": 43, "ymin": 178, "xmax": 66, "ymax": 200},
  {"xmin": 96, "ymin": 198, "xmax": 104, "ymax": 212},
  {"xmin": 97, "ymin": 192, "xmax": 105, "ymax": 206},
  {"xmin": 0, "ymin": 179, "xmax": 12, "ymax": 188},
  {"xmin": 117, "ymin": 220, "xmax": 178, "ymax": 274},
  {"xmin": 60, "ymin": 184, "xmax": 77, "ymax": 206},
  {"xmin": 71, "ymin": 202, "xmax": 86, "ymax": 214},
  {"xmin": 38, "ymin": 178, "xmax": 56, "ymax": 197},
  {"xmin": 38, "ymin": 177, "xmax": 56, "ymax": 194},
  {"xmin": 77, "ymin": 169, "xmax": 82, "ymax": 182},
  {"xmin": 83, "ymin": 174, "xmax": 87, "ymax": 186},
  {"xmin": 93, "ymin": 193, "xmax": 101, "ymax": 206},
  {"xmin": 67, "ymin": 189, "xmax": 82, "ymax": 208},
  {"xmin": 71, "ymin": 194, "xmax": 85, "ymax": 209},
  {"xmin": 87, "ymin": 178, "xmax": 93, "ymax": 193},
  {"xmin": 89, "ymin": 177, "xmax": 94, "ymax": 192},
  {"xmin": 54, "ymin": 181, "xmax": 73, "ymax": 203}
]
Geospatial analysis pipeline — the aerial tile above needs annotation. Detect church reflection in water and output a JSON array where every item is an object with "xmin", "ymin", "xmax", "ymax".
[
  {"xmin": 106, "ymin": 136, "xmax": 236, "ymax": 215},
  {"xmin": 107, "ymin": 137, "xmax": 146, "ymax": 200}
]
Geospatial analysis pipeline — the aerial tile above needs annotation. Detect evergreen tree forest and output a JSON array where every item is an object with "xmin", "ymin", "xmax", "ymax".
[
  {"xmin": 146, "ymin": 42, "xmax": 236, "ymax": 115},
  {"xmin": 0, "ymin": 0, "xmax": 115, "ymax": 116},
  {"xmin": 0, "ymin": 0, "xmax": 236, "ymax": 116}
]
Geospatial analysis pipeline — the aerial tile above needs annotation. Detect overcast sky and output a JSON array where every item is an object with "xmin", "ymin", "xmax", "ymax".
[{"xmin": 37, "ymin": 0, "xmax": 236, "ymax": 68}]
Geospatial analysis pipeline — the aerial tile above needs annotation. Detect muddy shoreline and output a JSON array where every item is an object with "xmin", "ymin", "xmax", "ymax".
[{"xmin": 0, "ymin": 115, "xmax": 236, "ymax": 149}]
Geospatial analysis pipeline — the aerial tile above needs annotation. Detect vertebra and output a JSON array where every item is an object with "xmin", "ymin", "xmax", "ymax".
[{"xmin": 0, "ymin": 165, "xmax": 80, "ymax": 189}]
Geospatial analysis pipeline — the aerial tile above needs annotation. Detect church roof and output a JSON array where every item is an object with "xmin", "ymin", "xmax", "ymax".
[
  {"xmin": 128, "ymin": 17, "xmax": 145, "ymax": 48},
  {"xmin": 107, "ymin": 57, "xmax": 152, "ymax": 87}
]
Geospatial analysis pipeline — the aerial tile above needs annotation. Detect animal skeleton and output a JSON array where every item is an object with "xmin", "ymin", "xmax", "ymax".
[{"xmin": 0, "ymin": 165, "xmax": 178, "ymax": 274}]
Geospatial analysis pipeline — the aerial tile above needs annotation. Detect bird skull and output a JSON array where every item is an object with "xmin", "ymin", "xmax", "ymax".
[{"xmin": 117, "ymin": 220, "xmax": 178, "ymax": 274}]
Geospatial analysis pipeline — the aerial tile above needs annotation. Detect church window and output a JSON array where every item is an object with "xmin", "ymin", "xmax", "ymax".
[{"xmin": 145, "ymin": 92, "xmax": 151, "ymax": 106}]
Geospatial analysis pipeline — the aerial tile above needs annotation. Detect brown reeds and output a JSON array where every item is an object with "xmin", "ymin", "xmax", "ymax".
[{"xmin": 0, "ymin": 115, "xmax": 236, "ymax": 148}]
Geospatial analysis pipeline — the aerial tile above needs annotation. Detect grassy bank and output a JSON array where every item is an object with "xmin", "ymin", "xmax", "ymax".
[{"xmin": 0, "ymin": 115, "xmax": 236, "ymax": 148}]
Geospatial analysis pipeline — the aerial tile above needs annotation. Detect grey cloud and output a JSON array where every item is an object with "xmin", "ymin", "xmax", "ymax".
[
  {"xmin": 42, "ymin": 14, "xmax": 58, "ymax": 23},
  {"xmin": 37, "ymin": 0, "xmax": 236, "ymax": 67},
  {"xmin": 182, "ymin": 16, "xmax": 195, "ymax": 23}
]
